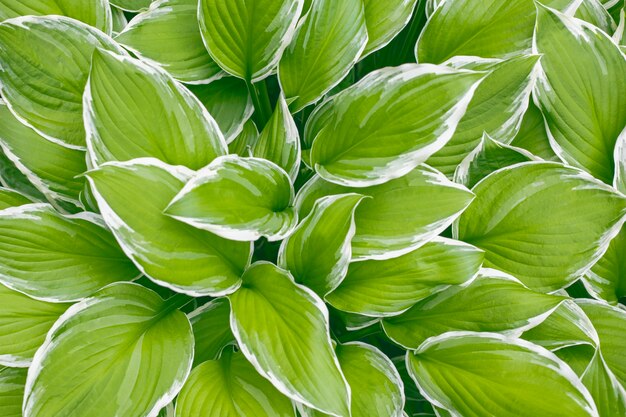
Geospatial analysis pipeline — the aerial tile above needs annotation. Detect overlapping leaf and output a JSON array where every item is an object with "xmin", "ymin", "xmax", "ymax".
[
  {"xmin": 0, "ymin": 367, "xmax": 26, "ymax": 417},
  {"xmin": 188, "ymin": 298, "xmax": 234, "ymax": 366}
]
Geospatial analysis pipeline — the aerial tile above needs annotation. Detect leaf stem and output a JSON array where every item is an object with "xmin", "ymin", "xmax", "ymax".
[{"xmin": 247, "ymin": 79, "xmax": 273, "ymax": 129}]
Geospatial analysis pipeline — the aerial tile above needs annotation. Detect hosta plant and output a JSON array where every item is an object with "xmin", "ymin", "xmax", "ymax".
[{"xmin": 0, "ymin": 0, "xmax": 625, "ymax": 416}]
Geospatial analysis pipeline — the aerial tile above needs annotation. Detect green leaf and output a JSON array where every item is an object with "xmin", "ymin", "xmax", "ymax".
[
  {"xmin": 510, "ymin": 101, "xmax": 559, "ymax": 161},
  {"xmin": 229, "ymin": 120, "xmax": 259, "ymax": 156},
  {"xmin": 456, "ymin": 162, "xmax": 626, "ymax": 292},
  {"xmin": 278, "ymin": 193, "xmax": 364, "ymax": 296},
  {"xmin": 198, "ymin": 0, "xmax": 304, "ymax": 81},
  {"xmin": 0, "ymin": 16, "xmax": 125, "ymax": 148},
  {"xmin": 23, "ymin": 283, "xmax": 194, "ymax": 417},
  {"xmin": 111, "ymin": 5, "xmax": 128, "ymax": 34},
  {"xmin": 454, "ymin": 133, "xmax": 537, "ymax": 188},
  {"xmin": 0, "ymin": 0, "xmax": 112, "ymax": 34},
  {"xmin": 0, "ymin": 366, "xmax": 26, "ymax": 417},
  {"xmin": 0, "ymin": 101, "xmax": 86, "ymax": 206},
  {"xmin": 577, "ymin": 300, "xmax": 626, "ymax": 387},
  {"xmin": 296, "ymin": 165, "xmax": 475, "ymax": 260},
  {"xmin": 166, "ymin": 156, "xmax": 297, "ymax": 241},
  {"xmin": 427, "ymin": 54, "xmax": 540, "ymax": 176},
  {"xmin": 575, "ymin": 0, "xmax": 617, "ymax": 33},
  {"xmin": 556, "ymin": 344, "xmax": 597, "ymax": 376},
  {"xmin": 383, "ymin": 269, "xmax": 565, "ymax": 348},
  {"xmin": 614, "ymin": 130, "xmax": 626, "ymax": 193},
  {"xmin": 110, "ymin": 0, "xmax": 152, "ymax": 12},
  {"xmin": 361, "ymin": 0, "xmax": 418, "ymax": 57},
  {"xmin": 175, "ymin": 349, "xmax": 295, "ymax": 417},
  {"xmin": 0, "ymin": 187, "xmax": 34, "ymax": 210},
  {"xmin": 326, "ymin": 237, "xmax": 484, "ymax": 317},
  {"xmin": 301, "ymin": 342, "xmax": 405, "ymax": 417},
  {"xmin": 0, "ymin": 149, "xmax": 45, "ymax": 202},
  {"xmin": 0, "ymin": 203, "xmax": 138, "ymax": 302},
  {"xmin": 84, "ymin": 49, "xmax": 227, "ymax": 170},
  {"xmin": 188, "ymin": 78, "xmax": 253, "ymax": 143},
  {"xmin": 253, "ymin": 95, "xmax": 301, "ymax": 180},
  {"xmin": 228, "ymin": 262, "xmax": 350, "ymax": 417},
  {"xmin": 278, "ymin": 0, "xmax": 367, "ymax": 112},
  {"xmin": 85, "ymin": 158, "xmax": 252, "ymax": 296},
  {"xmin": 533, "ymin": 5, "xmax": 626, "ymax": 184},
  {"xmin": 584, "ymin": 225, "xmax": 626, "ymax": 304},
  {"xmin": 415, "ymin": 0, "xmax": 574, "ymax": 63},
  {"xmin": 188, "ymin": 298, "xmax": 234, "ymax": 366},
  {"xmin": 0, "ymin": 283, "xmax": 69, "ymax": 367},
  {"xmin": 308, "ymin": 64, "xmax": 484, "ymax": 186},
  {"xmin": 406, "ymin": 332, "xmax": 599, "ymax": 417},
  {"xmin": 580, "ymin": 353, "xmax": 626, "ymax": 417},
  {"xmin": 116, "ymin": 0, "xmax": 223, "ymax": 83}
]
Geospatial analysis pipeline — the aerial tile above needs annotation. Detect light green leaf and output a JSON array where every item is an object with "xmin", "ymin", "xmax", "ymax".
[
  {"xmin": 85, "ymin": 158, "xmax": 252, "ymax": 297},
  {"xmin": 111, "ymin": 5, "xmax": 128, "ymax": 34},
  {"xmin": 0, "ymin": 0, "xmax": 112, "ymax": 34},
  {"xmin": 456, "ymin": 162, "xmax": 626, "ymax": 292},
  {"xmin": 116, "ymin": 0, "xmax": 223, "ymax": 83},
  {"xmin": 454, "ymin": 133, "xmax": 537, "ymax": 188},
  {"xmin": 577, "ymin": 299, "xmax": 626, "ymax": 387},
  {"xmin": 407, "ymin": 332, "xmax": 599, "ymax": 417},
  {"xmin": 198, "ymin": 0, "xmax": 304, "ymax": 81},
  {"xmin": 23, "ymin": 283, "xmax": 194, "ymax": 417},
  {"xmin": 415, "ymin": 0, "xmax": 575, "ymax": 63},
  {"xmin": 175, "ymin": 349, "xmax": 295, "ymax": 417},
  {"xmin": 189, "ymin": 78, "xmax": 253, "ymax": 143},
  {"xmin": 166, "ymin": 156, "xmax": 297, "ymax": 241},
  {"xmin": 278, "ymin": 193, "xmax": 364, "ymax": 296},
  {"xmin": 383, "ymin": 269, "xmax": 565, "ymax": 348},
  {"xmin": 253, "ymin": 95, "xmax": 301, "ymax": 180},
  {"xmin": 84, "ymin": 49, "xmax": 227, "ymax": 170},
  {"xmin": 581, "ymin": 353, "xmax": 626, "ymax": 417},
  {"xmin": 296, "ymin": 165, "xmax": 475, "ymax": 260},
  {"xmin": 0, "ymin": 283, "xmax": 69, "ymax": 367},
  {"xmin": 308, "ymin": 64, "xmax": 483, "ymax": 186},
  {"xmin": 0, "ymin": 150, "xmax": 45, "ymax": 202},
  {"xmin": 0, "ymin": 187, "xmax": 33, "ymax": 210},
  {"xmin": 0, "ymin": 203, "xmax": 138, "ymax": 302},
  {"xmin": 188, "ymin": 298, "xmax": 234, "ymax": 366},
  {"xmin": 361, "ymin": 0, "xmax": 418, "ymax": 57},
  {"xmin": 0, "ymin": 366, "xmax": 26, "ymax": 417},
  {"xmin": 326, "ymin": 237, "xmax": 484, "ymax": 317},
  {"xmin": 575, "ymin": 0, "xmax": 617, "ymax": 33},
  {"xmin": 110, "ymin": 0, "xmax": 152, "ymax": 12},
  {"xmin": 584, "ymin": 225, "xmax": 626, "ymax": 304},
  {"xmin": 556, "ymin": 344, "xmax": 597, "ymax": 376},
  {"xmin": 228, "ymin": 262, "xmax": 350, "ymax": 417},
  {"xmin": 278, "ymin": 0, "xmax": 367, "ymax": 112},
  {"xmin": 0, "ymin": 101, "xmax": 86, "ymax": 206},
  {"xmin": 427, "ymin": 54, "xmax": 539, "ymax": 176},
  {"xmin": 301, "ymin": 342, "xmax": 405, "ymax": 417},
  {"xmin": 229, "ymin": 119, "xmax": 259, "ymax": 156},
  {"xmin": 533, "ymin": 5, "xmax": 626, "ymax": 184},
  {"xmin": 0, "ymin": 16, "xmax": 125, "ymax": 148},
  {"xmin": 510, "ymin": 100, "xmax": 559, "ymax": 161},
  {"xmin": 614, "ymin": 129, "xmax": 626, "ymax": 193}
]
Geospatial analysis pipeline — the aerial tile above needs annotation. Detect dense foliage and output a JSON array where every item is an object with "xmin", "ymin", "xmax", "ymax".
[{"xmin": 0, "ymin": 0, "xmax": 625, "ymax": 416}]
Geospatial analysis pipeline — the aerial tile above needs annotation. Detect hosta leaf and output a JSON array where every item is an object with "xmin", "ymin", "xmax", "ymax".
[
  {"xmin": 456, "ymin": 162, "xmax": 626, "ymax": 292},
  {"xmin": 253, "ymin": 95, "xmax": 301, "ymax": 180},
  {"xmin": 415, "ymin": 0, "xmax": 574, "ymax": 63},
  {"xmin": 0, "ymin": 0, "xmax": 112, "ymax": 34},
  {"xmin": 361, "ymin": 0, "xmax": 418, "ymax": 57},
  {"xmin": 23, "ymin": 283, "xmax": 194, "ymax": 417},
  {"xmin": 576, "ymin": 0, "xmax": 617, "ymax": 33},
  {"xmin": 296, "ymin": 165, "xmax": 475, "ymax": 260},
  {"xmin": 189, "ymin": 78, "xmax": 253, "ymax": 143},
  {"xmin": 383, "ymin": 269, "xmax": 565, "ymax": 348},
  {"xmin": 0, "ymin": 101, "xmax": 86, "ymax": 206},
  {"xmin": 0, "ymin": 203, "xmax": 138, "ymax": 302},
  {"xmin": 0, "ymin": 284, "xmax": 69, "ymax": 367},
  {"xmin": 581, "ymin": 353, "xmax": 626, "ymax": 417},
  {"xmin": 0, "ymin": 150, "xmax": 44, "ymax": 202},
  {"xmin": 326, "ymin": 237, "xmax": 484, "ymax": 317},
  {"xmin": 85, "ymin": 158, "xmax": 252, "ymax": 296},
  {"xmin": 427, "ymin": 55, "xmax": 539, "ymax": 176},
  {"xmin": 229, "ymin": 262, "xmax": 350, "ymax": 417},
  {"xmin": 111, "ymin": 5, "xmax": 128, "ymax": 34},
  {"xmin": 0, "ymin": 187, "xmax": 33, "ymax": 210},
  {"xmin": 406, "ymin": 332, "xmax": 599, "ymax": 417},
  {"xmin": 278, "ymin": 193, "xmax": 364, "ymax": 296},
  {"xmin": 301, "ymin": 342, "xmax": 405, "ymax": 417},
  {"xmin": 278, "ymin": 0, "xmax": 367, "ymax": 112},
  {"xmin": 533, "ymin": 5, "xmax": 626, "ymax": 184},
  {"xmin": 175, "ymin": 350, "xmax": 295, "ymax": 417},
  {"xmin": 454, "ymin": 133, "xmax": 536, "ymax": 188},
  {"xmin": 614, "ymin": 130, "xmax": 626, "ymax": 193},
  {"xmin": 0, "ymin": 366, "xmax": 26, "ymax": 417},
  {"xmin": 110, "ymin": 0, "xmax": 152, "ymax": 12},
  {"xmin": 116, "ymin": 0, "xmax": 223, "ymax": 83},
  {"xmin": 577, "ymin": 300, "xmax": 626, "ymax": 387},
  {"xmin": 556, "ymin": 344, "xmax": 597, "ymax": 376},
  {"xmin": 584, "ymin": 225, "xmax": 626, "ymax": 304},
  {"xmin": 188, "ymin": 298, "xmax": 234, "ymax": 366},
  {"xmin": 85, "ymin": 49, "xmax": 227, "ymax": 169},
  {"xmin": 166, "ymin": 156, "xmax": 297, "ymax": 241},
  {"xmin": 229, "ymin": 120, "xmax": 259, "ymax": 156},
  {"xmin": 198, "ymin": 0, "xmax": 303, "ymax": 81},
  {"xmin": 308, "ymin": 64, "xmax": 483, "ymax": 187},
  {"xmin": 0, "ymin": 16, "xmax": 125, "ymax": 148},
  {"xmin": 510, "ymin": 101, "xmax": 559, "ymax": 161}
]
